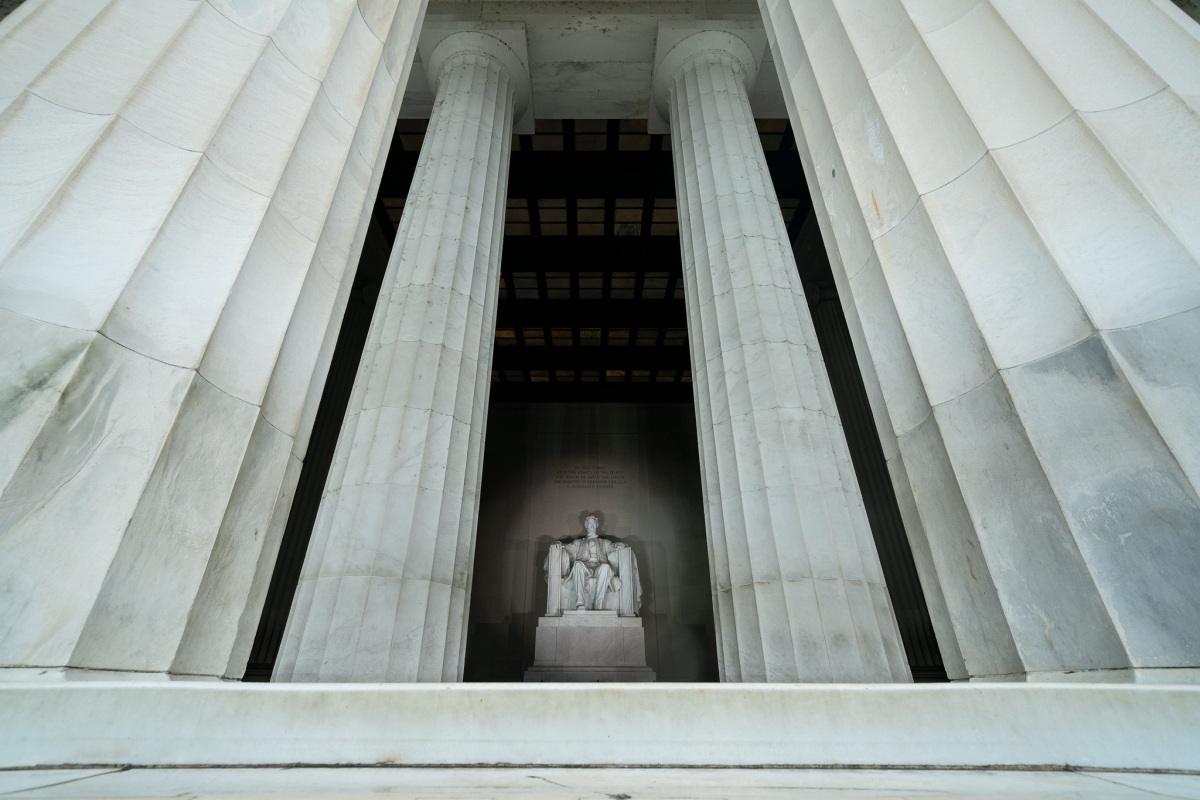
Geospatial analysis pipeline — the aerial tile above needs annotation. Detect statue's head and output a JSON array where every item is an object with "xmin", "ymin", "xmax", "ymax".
[{"xmin": 584, "ymin": 514, "xmax": 599, "ymax": 537}]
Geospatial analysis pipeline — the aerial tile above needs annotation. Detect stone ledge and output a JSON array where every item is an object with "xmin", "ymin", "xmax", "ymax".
[
  {"xmin": 4, "ymin": 766, "xmax": 1200, "ymax": 799},
  {"xmin": 1, "ymin": 683, "xmax": 1198, "ymax": 771},
  {"xmin": 524, "ymin": 666, "xmax": 657, "ymax": 682},
  {"xmin": 539, "ymin": 610, "xmax": 643, "ymax": 627}
]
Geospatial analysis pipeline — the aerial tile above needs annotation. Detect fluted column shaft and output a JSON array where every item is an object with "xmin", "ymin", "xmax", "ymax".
[
  {"xmin": 0, "ymin": 0, "xmax": 425, "ymax": 679},
  {"xmin": 274, "ymin": 35, "xmax": 518, "ymax": 682},
  {"xmin": 660, "ymin": 32, "xmax": 910, "ymax": 683},
  {"xmin": 759, "ymin": 0, "xmax": 1200, "ymax": 680}
]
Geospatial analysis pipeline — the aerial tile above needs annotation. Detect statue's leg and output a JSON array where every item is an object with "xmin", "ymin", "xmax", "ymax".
[
  {"xmin": 569, "ymin": 562, "xmax": 589, "ymax": 609},
  {"xmin": 593, "ymin": 564, "xmax": 614, "ymax": 610}
]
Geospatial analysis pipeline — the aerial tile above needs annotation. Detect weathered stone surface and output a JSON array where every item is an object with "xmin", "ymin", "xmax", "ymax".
[
  {"xmin": 2, "ymin": 682, "xmax": 1199, "ymax": 772},
  {"xmin": 525, "ymin": 610, "xmax": 656, "ymax": 682},
  {"xmin": 0, "ymin": 0, "xmax": 426, "ymax": 678},
  {"xmin": 656, "ymin": 28, "xmax": 909, "ymax": 683},
  {"xmin": 274, "ymin": 31, "xmax": 526, "ymax": 683},
  {"xmin": 759, "ymin": 0, "xmax": 1200, "ymax": 679},
  {"xmin": 3, "ymin": 765, "xmax": 1200, "ymax": 798}
]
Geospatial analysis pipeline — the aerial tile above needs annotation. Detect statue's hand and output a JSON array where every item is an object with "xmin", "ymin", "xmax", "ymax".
[{"xmin": 610, "ymin": 576, "xmax": 622, "ymax": 591}]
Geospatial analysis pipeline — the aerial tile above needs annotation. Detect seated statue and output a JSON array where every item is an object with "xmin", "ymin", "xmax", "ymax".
[{"xmin": 544, "ymin": 514, "xmax": 641, "ymax": 617}]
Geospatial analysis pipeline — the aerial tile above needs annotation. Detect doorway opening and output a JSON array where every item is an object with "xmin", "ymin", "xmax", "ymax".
[
  {"xmin": 245, "ymin": 117, "xmax": 948, "ymax": 683},
  {"xmin": 462, "ymin": 119, "xmax": 813, "ymax": 682}
]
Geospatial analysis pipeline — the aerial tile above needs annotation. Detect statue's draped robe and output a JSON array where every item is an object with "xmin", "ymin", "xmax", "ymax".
[{"xmin": 545, "ymin": 537, "xmax": 641, "ymax": 617}]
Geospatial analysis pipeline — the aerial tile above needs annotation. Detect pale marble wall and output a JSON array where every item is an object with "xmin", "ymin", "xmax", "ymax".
[
  {"xmin": 758, "ymin": 0, "xmax": 1200, "ymax": 680},
  {"xmin": 0, "ymin": 0, "xmax": 426, "ymax": 678},
  {"xmin": 465, "ymin": 403, "xmax": 719, "ymax": 682}
]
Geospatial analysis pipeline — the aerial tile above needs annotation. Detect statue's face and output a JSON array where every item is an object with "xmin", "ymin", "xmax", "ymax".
[{"xmin": 585, "ymin": 516, "xmax": 598, "ymax": 537}]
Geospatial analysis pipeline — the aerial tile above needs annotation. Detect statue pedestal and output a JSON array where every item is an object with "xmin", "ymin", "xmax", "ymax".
[{"xmin": 524, "ymin": 611, "xmax": 656, "ymax": 682}]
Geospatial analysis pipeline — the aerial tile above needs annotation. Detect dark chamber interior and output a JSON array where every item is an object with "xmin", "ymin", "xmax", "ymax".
[{"xmin": 245, "ymin": 119, "xmax": 948, "ymax": 683}]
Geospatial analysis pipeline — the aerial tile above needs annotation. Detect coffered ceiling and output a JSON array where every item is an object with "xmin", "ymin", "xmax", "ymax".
[{"xmin": 399, "ymin": 1, "xmax": 787, "ymax": 120}]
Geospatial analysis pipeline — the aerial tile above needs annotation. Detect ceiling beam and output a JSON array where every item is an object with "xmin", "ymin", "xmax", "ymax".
[
  {"xmin": 501, "ymin": 237, "xmax": 683, "ymax": 273},
  {"xmin": 489, "ymin": 382, "xmax": 695, "ymax": 403},
  {"xmin": 378, "ymin": 149, "xmax": 808, "ymax": 200},
  {"xmin": 491, "ymin": 346, "xmax": 692, "ymax": 371},
  {"xmin": 495, "ymin": 299, "xmax": 686, "ymax": 329}
]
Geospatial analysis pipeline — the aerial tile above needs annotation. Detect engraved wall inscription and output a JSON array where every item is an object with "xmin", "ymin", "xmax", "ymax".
[{"xmin": 552, "ymin": 465, "xmax": 628, "ymax": 490}]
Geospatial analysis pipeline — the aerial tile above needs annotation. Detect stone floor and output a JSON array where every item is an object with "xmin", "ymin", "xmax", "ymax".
[{"xmin": 2, "ymin": 767, "xmax": 1200, "ymax": 799}]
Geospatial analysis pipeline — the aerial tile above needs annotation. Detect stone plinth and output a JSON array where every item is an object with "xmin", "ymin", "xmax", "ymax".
[{"xmin": 524, "ymin": 611, "xmax": 655, "ymax": 682}]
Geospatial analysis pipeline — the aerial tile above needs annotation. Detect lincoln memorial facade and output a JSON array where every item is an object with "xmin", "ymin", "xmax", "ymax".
[{"xmin": 1, "ymin": 0, "xmax": 1200, "ymax": 796}]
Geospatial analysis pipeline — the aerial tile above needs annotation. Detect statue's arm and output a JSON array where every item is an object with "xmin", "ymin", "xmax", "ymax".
[
  {"xmin": 546, "ymin": 542, "xmax": 566, "ymax": 579},
  {"xmin": 609, "ymin": 540, "xmax": 627, "ymax": 573}
]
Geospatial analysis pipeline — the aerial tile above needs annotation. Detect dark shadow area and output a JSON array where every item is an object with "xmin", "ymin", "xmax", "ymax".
[
  {"xmin": 810, "ymin": 286, "xmax": 948, "ymax": 682},
  {"xmin": 241, "ymin": 154, "xmax": 413, "ymax": 682},
  {"xmin": 464, "ymin": 403, "xmax": 719, "ymax": 682}
]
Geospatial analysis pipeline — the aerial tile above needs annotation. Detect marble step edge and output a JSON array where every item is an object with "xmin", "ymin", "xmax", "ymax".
[{"xmin": 0, "ymin": 682, "xmax": 1197, "ymax": 771}]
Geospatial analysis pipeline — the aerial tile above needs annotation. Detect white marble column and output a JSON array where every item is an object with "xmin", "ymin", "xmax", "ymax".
[
  {"xmin": 758, "ymin": 0, "xmax": 1200, "ymax": 681},
  {"xmin": 273, "ymin": 30, "xmax": 527, "ymax": 683},
  {"xmin": 655, "ymin": 31, "xmax": 911, "ymax": 683},
  {"xmin": 0, "ymin": 0, "xmax": 426, "ymax": 680}
]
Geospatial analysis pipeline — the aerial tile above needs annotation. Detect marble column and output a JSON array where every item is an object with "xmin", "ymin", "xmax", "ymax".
[
  {"xmin": 273, "ymin": 30, "xmax": 527, "ymax": 683},
  {"xmin": 654, "ymin": 31, "xmax": 911, "ymax": 682},
  {"xmin": 758, "ymin": 0, "xmax": 1200, "ymax": 681},
  {"xmin": 0, "ymin": 0, "xmax": 426, "ymax": 680}
]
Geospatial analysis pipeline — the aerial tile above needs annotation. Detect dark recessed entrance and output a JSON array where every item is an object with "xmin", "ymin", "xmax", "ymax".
[{"xmin": 245, "ymin": 117, "xmax": 948, "ymax": 684}]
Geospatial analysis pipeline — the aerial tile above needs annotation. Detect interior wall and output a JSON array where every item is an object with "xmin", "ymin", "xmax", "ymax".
[
  {"xmin": 464, "ymin": 403, "xmax": 719, "ymax": 682},
  {"xmin": 1170, "ymin": 0, "xmax": 1200, "ymax": 24}
]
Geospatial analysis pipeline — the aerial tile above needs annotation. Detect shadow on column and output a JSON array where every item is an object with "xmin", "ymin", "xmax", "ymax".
[{"xmin": 242, "ymin": 203, "xmax": 399, "ymax": 681}]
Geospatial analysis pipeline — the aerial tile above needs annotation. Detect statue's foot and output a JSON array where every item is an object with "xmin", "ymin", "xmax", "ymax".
[{"xmin": 575, "ymin": 604, "xmax": 585, "ymax": 610}]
